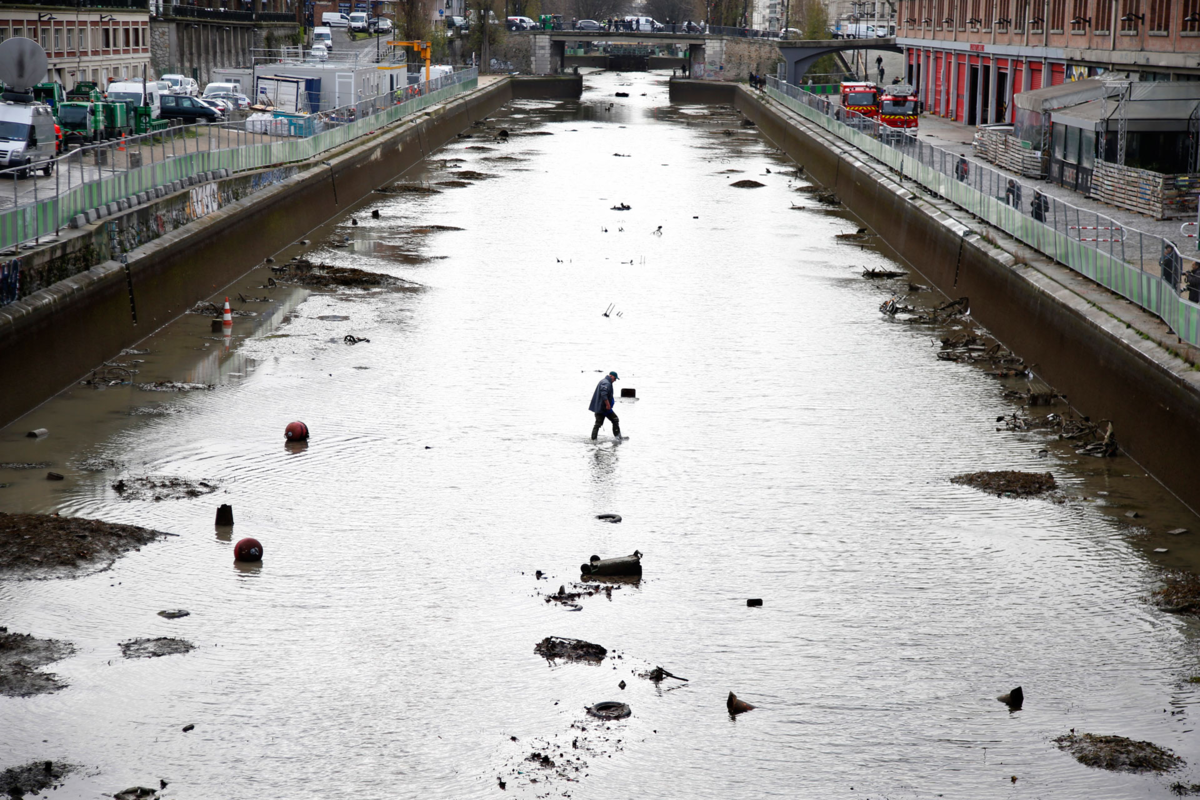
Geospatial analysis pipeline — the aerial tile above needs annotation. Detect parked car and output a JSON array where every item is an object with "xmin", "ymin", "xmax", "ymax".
[
  {"xmin": 313, "ymin": 26, "xmax": 333, "ymax": 47},
  {"xmin": 575, "ymin": 18, "xmax": 601, "ymax": 30},
  {"xmin": 208, "ymin": 91, "xmax": 250, "ymax": 110},
  {"xmin": 161, "ymin": 73, "xmax": 200, "ymax": 96},
  {"xmin": 444, "ymin": 14, "xmax": 468, "ymax": 35},
  {"xmin": 623, "ymin": 15, "xmax": 659, "ymax": 31},
  {"xmin": 348, "ymin": 12, "xmax": 369, "ymax": 32},
  {"xmin": 159, "ymin": 94, "xmax": 222, "ymax": 122},
  {"xmin": 195, "ymin": 97, "xmax": 228, "ymax": 118},
  {"xmin": 322, "ymin": 11, "xmax": 349, "ymax": 27},
  {"xmin": 368, "ymin": 16, "xmax": 393, "ymax": 32},
  {"xmin": 309, "ymin": 43, "xmax": 329, "ymax": 61},
  {"xmin": 506, "ymin": 15, "xmax": 535, "ymax": 30}
]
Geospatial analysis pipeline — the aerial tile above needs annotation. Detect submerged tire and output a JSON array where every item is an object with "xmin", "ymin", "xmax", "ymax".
[
  {"xmin": 596, "ymin": 513, "xmax": 622, "ymax": 523},
  {"xmin": 587, "ymin": 701, "xmax": 631, "ymax": 720}
]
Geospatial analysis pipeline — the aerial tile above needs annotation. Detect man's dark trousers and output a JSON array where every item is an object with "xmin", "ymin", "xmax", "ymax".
[{"xmin": 592, "ymin": 410, "xmax": 621, "ymax": 440}]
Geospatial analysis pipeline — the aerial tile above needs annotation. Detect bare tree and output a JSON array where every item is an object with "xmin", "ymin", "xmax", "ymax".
[
  {"xmin": 644, "ymin": 0, "xmax": 701, "ymax": 22},
  {"xmin": 571, "ymin": 0, "xmax": 628, "ymax": 21},
  {"xmin": 397, "ymin": 0, "xmax": 431, "ymax": 40}
]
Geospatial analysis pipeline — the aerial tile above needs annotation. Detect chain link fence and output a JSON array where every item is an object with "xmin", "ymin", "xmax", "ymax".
[
  {"xmin": 0, "ymin": 67, "xmax": 478, "ymax": 255},
  {"xmin": 765, "ymin": 76, "xmax": 1200, "ymax": 347}
]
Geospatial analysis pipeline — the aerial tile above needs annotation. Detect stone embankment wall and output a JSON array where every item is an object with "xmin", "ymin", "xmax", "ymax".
[
  {"xmin": 0, "ymin": 78, "xmax": 546, "ymax": 429},
  {"xmin": 686, "ymin": 79, "xmax": 1200, "ymax": 512}
]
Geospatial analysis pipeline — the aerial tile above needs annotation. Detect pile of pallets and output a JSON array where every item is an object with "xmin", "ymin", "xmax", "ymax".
[
  {"xmin": 1089, "ymin": 161, "xmax": 1200, "ymax": 220},
  {"xmin": 972, "ymin": 129, "xmax": 1047, "ymax": 178}
]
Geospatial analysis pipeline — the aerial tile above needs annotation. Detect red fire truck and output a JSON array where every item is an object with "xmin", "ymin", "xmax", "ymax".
[
  {"xmin": 840, "ymin": 81, "xmax": 880, "ymax": 119},
  {"xmin": 879, "ymin": 84, "xmax": 919, "ymax": 129}
]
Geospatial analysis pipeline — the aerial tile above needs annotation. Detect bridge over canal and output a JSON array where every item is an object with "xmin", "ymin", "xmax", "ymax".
[{"xmin": 518, "ymin": 29, "xmax": 901, "ymax": 79}]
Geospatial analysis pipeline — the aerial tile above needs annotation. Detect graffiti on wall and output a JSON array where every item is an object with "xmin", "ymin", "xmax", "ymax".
[
  {"xmin": 187, "ymin": 183, "xmax": 221, "ymax": 219},
  {"xmin": 2, "ymin": 165, "xmax": 301, "ymax": 309}
]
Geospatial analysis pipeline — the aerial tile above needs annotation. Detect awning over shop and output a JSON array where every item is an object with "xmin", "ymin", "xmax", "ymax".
[
  {"xmin": 1050, "ymin": 85, "xmax": 1200, "ymax": 132},
  {"xmin": 1013, "ymin": 78, "xmax": 1105, "ymax": 112}
]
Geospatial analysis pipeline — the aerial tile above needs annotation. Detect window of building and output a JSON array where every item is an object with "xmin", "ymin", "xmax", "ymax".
[
  {"xmin": 67, "ymin": 27, "xmax": 73, "ymax": 49},
  {"xmin": 1096, "ymin": 0, "xmax": 1112, "ymax": 30},
  {"xmin": 40, "ymin": 27, "xmax": 48, "ymax": 49},
  {"xmin": 54, "ymin": 28, "xmax": 60, "ymax": 50},
  {"xmin": 123, "ymin": 27, "xmax": 130, "ymax": 47},
  {"xmin": 997, "ymin": 0, "xmax": 1010, "ymax": 26},
  {"xmin": 1149, "ymin": 0, "xmax": 1170, "ymax": 30},
  {"xmin": 983, "ymin": 0, "xmax": 995, "ymax": 28},
  {"xmin": 958, "ymin": 0, "xmax": 969, "ymax": 27},
  {"xmin": 936, "ymin": 0, "xmax": 946, "ymax": 28},
  {"xmin": 1185, "ymin": 0, "xmax": 1200, "ymax": 30},
  {"xmin": 102, "ymin": 27, "xmax": 110, "ymax": 48},
  {"xmin": 1120, "ymin": 0, "xmax": 1142, "ymax": 30},
  {"xmin": 80, "ymin": 26, "xmax": 87, "ymax": 50},
  {"xmin": 0, "ymin": 28, "xmax": 8, "ymax": 43},
  {"xmin": 1050, "ymin": 0, "xmax": 1066, "ymax": 29},
  {"xmin": 13, "ymin": 27, "xmax": 25, "ymax": 40}
]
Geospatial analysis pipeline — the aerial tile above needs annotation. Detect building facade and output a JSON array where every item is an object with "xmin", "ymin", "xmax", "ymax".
[
  {"xmin": 897, "ymin": 0, "xmax": 1200, "ymax": 125},
  {"xmin": 0, "ymin": 7, "xmax": 152, "ymax": 90}
]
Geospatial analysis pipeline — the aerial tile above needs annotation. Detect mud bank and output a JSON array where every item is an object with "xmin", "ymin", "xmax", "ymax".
[{"xmin": 727, "ymin": 81, "xmax": 1200, "ymax": 513}]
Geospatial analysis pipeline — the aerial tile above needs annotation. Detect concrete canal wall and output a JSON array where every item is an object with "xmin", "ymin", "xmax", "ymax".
[
  {"xmin": 0, "ymin": 77, "xmax": 579, "ymax": 430},
  {"xmin": 684, "ymin": 79, "xmax": 1200, "ymax": 512}
]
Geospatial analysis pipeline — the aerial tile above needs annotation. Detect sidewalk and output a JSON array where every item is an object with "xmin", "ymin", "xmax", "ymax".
[{"xmin": 916, "ymin": 115, "xmax": 1196, "ymax": 256}]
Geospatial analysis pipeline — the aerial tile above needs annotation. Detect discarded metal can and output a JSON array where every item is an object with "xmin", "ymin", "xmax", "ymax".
[
  {"xmin": 26, "ymin": 428, "xmax": 48, "ymax": 438},
  {"xmin": 581, "ymin": 550, "xmax": 642, "ymax": 577},
  {"xmin": 234, "ymin": 537, "xmax": 263, "ymax": 562}
]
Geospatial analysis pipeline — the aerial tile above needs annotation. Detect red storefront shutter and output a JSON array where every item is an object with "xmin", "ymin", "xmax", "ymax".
[{"xmin": 1050, "ymin": 63, "xmax": 1065, "ymax": 85}]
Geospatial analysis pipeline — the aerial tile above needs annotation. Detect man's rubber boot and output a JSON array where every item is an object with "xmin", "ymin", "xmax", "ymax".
[{"xmin": 591, "ymin": 423, "xmax": 601, "ymax": 441}]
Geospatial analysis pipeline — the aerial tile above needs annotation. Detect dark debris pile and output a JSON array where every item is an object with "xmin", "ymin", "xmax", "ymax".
[
  {"xmin": 276, "ymin": 259, "xmax": 416, "ymax": 290},
  {"xmin": 1054, "ymin": 732, "xmax": 1183, "ymax": 773},
  {"xmin": 0, "ymin": 630, "xmax": 75, "ymax": 697},
  {"xmin": 0, "ymin": 512, "xmax": 166, "ymax": 577},
  {"xmin": 950, "ymin": 470, "xmax": 1057, "ymax": 497},
  {"xmin": 0, "ymin": 761, "xmax": 75, "ymax": 798},
  {"xmin": 534, "ymin": 636, "xmax": 607, "ymax": 664}
]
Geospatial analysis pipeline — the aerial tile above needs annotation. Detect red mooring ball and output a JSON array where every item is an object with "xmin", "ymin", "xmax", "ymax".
[
  {"xmin": 234, "ymin": 537, "xmax": 263, "ymax": 562},
  {"xmin": 285, "ymin": 421, "xmax": 309, "ymax": 441}
]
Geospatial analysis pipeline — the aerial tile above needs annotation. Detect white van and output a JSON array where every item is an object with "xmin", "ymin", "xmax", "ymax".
[
  {"xmin": 0, "ymin": 101, "xmax": 58, "ymax": 177},
  {"xmin": 322, "ymin": 11, "xmax": 349, "ymax": 27},
  {"xmin": 348, "ymin": 11, "xmax": 369, "ymax": 31},
  {"xmin": 203, "ymin": 82, "xmax": 241, "ymax": 98},
  {"xmin": 312, "ymin": 26, "xmax": 333, "ymax": 47},
  {"xmin": 106, "ymin": 79, "xmax": 162, "ymax": 118},
  {"xmin": 623, "ymin": 15, "xmax": 659, "ymax": 31}
]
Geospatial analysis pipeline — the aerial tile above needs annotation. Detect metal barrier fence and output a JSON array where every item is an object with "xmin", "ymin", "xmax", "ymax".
[
  {"xmin": 765, "ymin": 76, "xmax": 1200, "ymax": 347},
  {"xmin": 0, "ymin": 68, "xmax": 478, "ymax": 254}
]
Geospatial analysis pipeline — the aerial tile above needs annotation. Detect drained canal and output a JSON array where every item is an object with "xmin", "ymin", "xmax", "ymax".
[{"xmin": 5, "ymin": 70, "xmax": 1200, "ymax": 799}]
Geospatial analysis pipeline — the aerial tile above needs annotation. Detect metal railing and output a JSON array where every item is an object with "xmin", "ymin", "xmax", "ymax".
[
  {"xmin": 164, "ymin": 5, "xmax": 297, "ymax": 22},
  {"xmin": 0, "ymin": 68, "xmax": 478, "ymax": 263},
  {"xmin": 765, "ymin": 76, "xmax": 1200, "ymax": 348}
]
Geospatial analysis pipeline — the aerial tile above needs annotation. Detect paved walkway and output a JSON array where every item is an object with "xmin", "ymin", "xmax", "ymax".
[{"xmin": 916, "ymin": 115, "xmax": 1197, "ymax": 257}]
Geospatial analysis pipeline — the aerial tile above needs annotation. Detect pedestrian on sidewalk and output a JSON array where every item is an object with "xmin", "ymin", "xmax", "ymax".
[
  {"xmin": 1160, "ymin": 242, "xmax": 1182, "ymax": 293},
  {"xmin": 1005, "ymin": 178, "xmax": 1022, "ymax": 209},
  {"xmin": 589, "ymin": 371, "xmax": 622, "ymax": 441},
  {"xmin": 1031, "ymin": 190, "xmax": 1049, "ymax": 222}
]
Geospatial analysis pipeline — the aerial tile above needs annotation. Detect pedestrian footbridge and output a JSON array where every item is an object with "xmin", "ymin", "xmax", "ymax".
[{"xmin": 778, "ymin": 39, "xmax": 902, "ymax": 84}]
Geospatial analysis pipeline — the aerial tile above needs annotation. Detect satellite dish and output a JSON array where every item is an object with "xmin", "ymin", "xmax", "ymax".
[{"xmin": 0, "ymin": 38, "xmax": 49, "ymax": 93}]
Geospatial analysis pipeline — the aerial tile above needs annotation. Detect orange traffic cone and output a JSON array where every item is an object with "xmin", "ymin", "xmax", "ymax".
[
  {"xmin": 222, "ymin": 297, "xmax": 233, "ymax": 331},
  {"xmin": 118, "ymin": 134, "xmax": 126, "ymax": 152}
]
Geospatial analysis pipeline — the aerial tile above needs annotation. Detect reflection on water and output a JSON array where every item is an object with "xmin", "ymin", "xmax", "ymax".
[{"xmin": 2, "ymin": 70, "xmax": 1200, "ymax": 799}]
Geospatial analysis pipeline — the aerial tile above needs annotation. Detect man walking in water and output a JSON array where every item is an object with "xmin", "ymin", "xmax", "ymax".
[{"xmin": 589, "ymin": 371, "xmax": 622, "ymax": 441}]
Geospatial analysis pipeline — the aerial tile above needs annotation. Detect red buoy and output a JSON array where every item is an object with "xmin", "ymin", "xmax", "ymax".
[
  {"xmin": 234, "ymin": 538, "xmax": 263, "ymax": 562},
  {"xmin": 285, "ymin": 421, "xmax": 309, "ymax": 441}
]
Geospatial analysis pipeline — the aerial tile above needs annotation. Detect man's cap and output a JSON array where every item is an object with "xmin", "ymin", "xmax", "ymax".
[{"xmin": 609, "ymin": 371, "xmax": 619, "ymax": 379}]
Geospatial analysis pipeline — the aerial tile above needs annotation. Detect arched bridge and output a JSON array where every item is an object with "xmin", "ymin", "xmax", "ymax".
[{"xmin": 779, "ymin": 38, "xmax": 902, "ymax": 84}]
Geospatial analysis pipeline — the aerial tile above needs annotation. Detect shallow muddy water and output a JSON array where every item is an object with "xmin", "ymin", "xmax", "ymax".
[{"xmin": 5, "ymin": 71, "xmax": 1200, "ymax": 799}]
